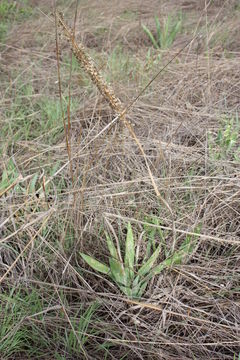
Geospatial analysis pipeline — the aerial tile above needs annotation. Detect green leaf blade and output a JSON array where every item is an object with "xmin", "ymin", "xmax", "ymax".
[
  {"xmin": 80, "ymin": 253, "xmax": 110, "ymax": 275},
  {"xmin": 153, "ymin": 260, "xmax": 168, "ymax": 275},
  {"xmin": 109, "ymin": 258, "xmax": 126, "ymax": 286},
  {"xmin": 155, "ymin": 16, "xmax": 161, "ymax": 47},
  {"xmin": 142, "ymin": 24, "xmax": 159, "ymax": 49},
  {"xmin": 138, "ymin": 244, "xmax": 161, "ymax": 277},
  {"xmin": 124, "ymin": 222, "xmax": 135, "ymax": 278},
  {"xmin": 28, "ymin": 173, "xmax": 39, "ymax": 194},
  {"xmin": 105, "ymin": 232, "xmax": 118, "ymax": 260},
  {"xmin": 153, "ymin": 227, "xmax": 201, "ymax": 275}
]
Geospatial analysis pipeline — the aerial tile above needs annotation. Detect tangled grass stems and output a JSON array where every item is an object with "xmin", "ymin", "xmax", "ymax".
[
  {"xmin": 1, "ymin": 1, "xmax": 240, "ymax": 358},
  {"xmin": 55, "ymin": 10, "xmax": 174, "ymax": 218}
]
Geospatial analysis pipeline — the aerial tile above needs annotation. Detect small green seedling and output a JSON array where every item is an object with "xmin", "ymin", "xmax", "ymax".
[
  {"xmin": 208, "ymin": 113, "xmax": 240, "ymax": 161},
  {"xmin": 142, "ymin": 13, "xmax": 182, "ymax": 49},
  {"xmin": 81, "ymin": 221, "xmax": 200, "ymax": 298}
]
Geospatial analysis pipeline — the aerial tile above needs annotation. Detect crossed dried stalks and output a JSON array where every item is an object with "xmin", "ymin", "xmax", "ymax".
[{"xmin": 55, "ymin": 11, "xmax": 173, "ymax": 217}]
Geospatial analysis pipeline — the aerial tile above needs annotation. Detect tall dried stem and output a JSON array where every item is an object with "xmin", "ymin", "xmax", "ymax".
[{"xmin": 55, "ymin": 11, "xmax": 173, "ymax": 217}]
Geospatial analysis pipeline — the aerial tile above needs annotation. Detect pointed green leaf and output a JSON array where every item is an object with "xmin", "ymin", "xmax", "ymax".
[
  {"xmin": 119, "ymin": 284, "xmax": 132, "ymax": 297},
  {"xmin": 179, "ymin": 235, "xmax": 192, "ymax": 252},
  {"xmin": 132, "ymin": 275, "xmax": 148, "ymax": 298},
  {"xmin": 124, "ymin": 222, "xmax": 135, "ymax": 278},
  {"xmin": 144, "ymin": 234, "xmax": 152, "ymax": 261},
  {"xmin": 109, "ymin": 258, "xmax": 126, "ymax": 286},
  {"xmin": 132, "ymin": 275, "xmax": 140, "ymax": 288},
  {"xmin": 0, "ymin": 169, "xmax": 8, "ymax": 188},
  {"xmin": 148, "ymin": 226, "xmax": 157, "ymax": 251},
  {"xmin": 80, "ymin": 253, "xmax": 110, "ymax": 275},
  {"xmin": 142, "ymin": 24, "xmax": 159, "ymax": 49},
  {"xmin": 153, "ymin": 257, "xmax": 172, "ymax": 274},
  {"xmin": 153, "ymin": 262, "xmax": 166, "ymax": 275},
  {"xmin": 28, "ymin": 173, "xmax": 39, "ymax": 194},
  {"xmin": 168, "ymin": 251, "xmax": 183, "ymax": 265},
  {"xmin": 155, "ymin": 16, "xmax": 161, "ymax": 47},
  {"xmin": 125, "ymin": 267, "xmax": 133, "ymax": 288},
  {"xmin": 143, "ymin": 218, "xmax": 156, "ymax": 258},
  {"xmin": 105, "ymin": 232, "xmax": 118, "ymax": 260},
  {"xmin": 153, "ymin": 250, "xmax": 186, "ymax": 275},
  {"xmin": 153, "ymin": 227, "xmax": 201, "ymax": 275},
  {"xmin": 179, "ymin": 226, "xmax": 201, "ymax": 254},
  {"xmin": 136, "ymin": 281, "xmax": 148, "ymax": 298},
  {"xmin": 138, "ymin": 244, "xmax": 161, "ymax": 277},
  {"xmin": 109, "ymin": 259, "xmax": 132, "ymax": 297}
]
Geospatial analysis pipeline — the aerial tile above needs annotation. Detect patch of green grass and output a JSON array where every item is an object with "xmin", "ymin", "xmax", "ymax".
[
  {"xmin": 37, "ymin": 95, "xmax": 79, "ymax": 144},
  {"xmin": 142, "ymin": 12, "xmax": 183, "ymax": 50},
  {"xmin": 0, "ymin": 156, "xmax": 62, "ymax": 221},
  {"xmin": 0, "ymin": 285, "xmax": 101, "ymax": 359},
  {"xmin": 144, "ymin": 48, "xmax": 162, "ymax": 70},
  {"xmin": 208, "ymin": 23, "xmax": 230, "ymax": 52},
  {"xmin": 0, "ymin": 0, "xmax": 32, "ymax": 42},
  {"xmin": 3, "ymin": 83, "xmax": 35, "ymax": 142},
  {"xmin": 1, "ymin": 80, "xmax": 79, "ymax": 147},
  {"xmin": 63, "ymin": 54, "xmax": 82, "ymax": 73},
  {"xmin": 63, "ymin": 54, "xmax": 92, "ymax": 89},
  {"xmin": 0, "ymin": 0, "xmax": 32, "ymax": 19},
  {"xmin": 0, "ymin": 22, "xmax": 8, "ymax": 42},
  {"xmin": 106, "ymin": 45, "xmax": 141, "ymax": 83},
  {"xmin": 0, "ymin": 159, "xmax": 19, "ymax": 193},
  {"xmin": 38, "ymin": 97, "xmax": 64, "ymax": 137},
  {"xmin": 0, "ymin": 286, "xmax": 49, "ymax": 359},
  {"xmin": 51, "ymin": 299, "xmax": 100, "ymax": 359},
  {"xmin": 62, "ymin": 302, "xmax": 99, "ymax": 357}
]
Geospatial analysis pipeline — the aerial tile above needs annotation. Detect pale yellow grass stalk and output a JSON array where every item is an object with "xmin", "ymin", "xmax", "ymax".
[{"xmin": 55, "ymin": 11, "xmax": 173, "ymax": 216}]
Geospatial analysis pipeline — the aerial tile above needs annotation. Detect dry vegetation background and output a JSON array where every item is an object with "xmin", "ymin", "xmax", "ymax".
[{"xmin": 0, "ymin": 0, "xmax": 240, "ymax": 359}]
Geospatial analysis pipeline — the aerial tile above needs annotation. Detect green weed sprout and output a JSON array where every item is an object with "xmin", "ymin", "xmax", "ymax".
[
  {"xmin": 142, "ymin": 13, "xmax": 182, "ymax": 49},
  {"xmin": 208, "ymin": 113, "xmax": 240, "ymax": 161},
  {"xmin": 81, "ymin": 221, "xmax": 200, "ymax": 299}
]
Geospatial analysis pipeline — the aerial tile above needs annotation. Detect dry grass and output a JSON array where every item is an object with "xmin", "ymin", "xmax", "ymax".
[{"xmin": 0, "ymin": 0, "xmax": 240, "ymax": 359}]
